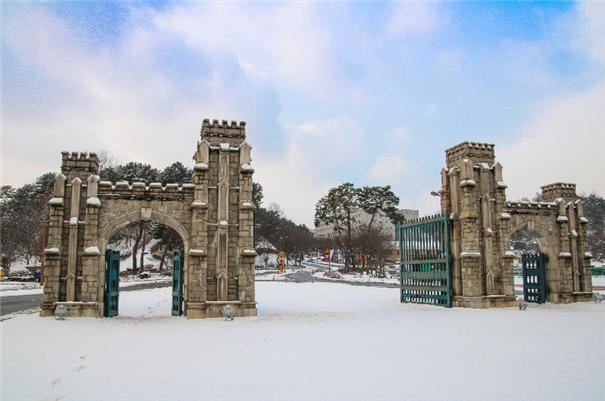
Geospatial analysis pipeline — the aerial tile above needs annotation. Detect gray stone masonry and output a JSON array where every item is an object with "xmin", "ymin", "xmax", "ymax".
[
  {"xmin": 41, "ymin": 119, "xmax": 257, "ymax": 318},
  {"xmin": 441, "ymin": 142, "xmax": 593, "ymax": 308}
]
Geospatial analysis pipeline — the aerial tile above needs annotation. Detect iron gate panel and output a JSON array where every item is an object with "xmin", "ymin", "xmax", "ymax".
[
  {"xmin": 104, "ymin": 250, "xmax": 120, "ymax": 317},
  {"xmin": 172, "ymin": 251, "xmax": 184, "ymax": 316},
  {"xmin": 522, "ymin": 253, "xmax": 547, "ymax": 304},
  {"xmin": 396, "ymin": 212, "xmax": 452, "ymax": 307}
]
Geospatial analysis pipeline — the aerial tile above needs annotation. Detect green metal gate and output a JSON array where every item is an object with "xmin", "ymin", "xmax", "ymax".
[
  {"xmin": 522, "ymin": 253, "xmax": 547, "ymax": 304},
  {"xmin": 172, "ymin": 250, "xmax": 184, "ymax": 316},
  {"xmin": 396, "ymin": 212, "xmax": 452, "ymax": 307},
  {"xmin": 104, "ymin": 249, "xmax": 120, "ymax": 317}
]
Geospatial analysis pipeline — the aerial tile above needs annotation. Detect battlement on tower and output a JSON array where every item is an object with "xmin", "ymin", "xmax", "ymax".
[
  {"xmin": 541, "ymin": 183, "xmax": 577, "ymax": 202},
  {"xmin": 200, "ymin": 118, "xmax": 246, "ymax": 147},
  {"xmin": 445, "ymin": 142, "xmax": 495, "ymax": 168},
  {"xmin": 60, "ymin": 151, "xmax": 99, "ymax": 179}
]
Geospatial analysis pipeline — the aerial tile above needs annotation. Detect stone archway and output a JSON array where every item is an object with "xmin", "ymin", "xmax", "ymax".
[
  {"xmin": 508, "ymin": 222, "xmax": 556, "ymax": 302},
  {"xmin": 40, "ymin": 119, "xmax": 258, "ymax": 318},
  {"xmin": 439, "ymin": 142, "xmax": 593, "ymax": 308},
  {"xmin": 98, "ymin": 210, "xmax": 192, "ymax": 315},
  {"xmin": 100, "ymin": 210, "xmax": 192, "ymax": 249}
]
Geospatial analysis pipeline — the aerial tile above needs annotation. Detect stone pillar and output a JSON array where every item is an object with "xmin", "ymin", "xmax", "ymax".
[
  {"xmin": 40, "ymin": 152, "xmax": 99, "ymax": 317},
  {"xmin": 40, "ymin": 174, "xmax": 66, "ymax": 316},
  {"xmin": 541, "ymin": 182, "xmax": 593, "ymax": 303},
  {"xmin": 81, "ymin": 175, "xmax": 101, "ymax": 303},
  {"xmin": 576, "ymin": 201, "xmax": 593, "ymax": 293},
  {"xmin": 458, "ymin": 158, "xmax": 483, "ymax": 297},
  {"xmin": 187, "ymin": 140, "xmax": 210, "ymax": 316},
  {"xmin": 443, "ymin": 142, "xmax": 516, "ymax": 308},
  {"xmin": 568, "ymin": 204, "xmax": 581, "ymax": 292},
  {"xmin": 493, "ymin": 163, "xmax": 514, "ymax": 297},
  {"xmin": 66, "ymin": 177, "xmax": 82, "ymax": 302},
  {"xmin": 186, "ymin": 119, "xmax": 257, "ymax": 318},
  {"xmin": 216, "ymin": 144, "xmax": 230, "ymax": 301},
  {"xmin": 238, "ymin": 141, "xmax": 257, "ymax": 315}
]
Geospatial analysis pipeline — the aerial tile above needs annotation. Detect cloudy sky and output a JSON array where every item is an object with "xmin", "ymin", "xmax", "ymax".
[{"xmin": 2, "ymin": 1, "xmax": 604, "ymax": 226}]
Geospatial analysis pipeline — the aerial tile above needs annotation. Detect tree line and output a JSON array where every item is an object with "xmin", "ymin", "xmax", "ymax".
[
  {"xmin": 2, "ymin": 158, "xmax": 605, "ymax": 274},
  {"xmin": 0, "ymin": 158, "xmax": 195, "ymax": 273},
  {"xmin": 0, "ymin": 156, "xmax": 319, "ymax": 273},
  {"xmin": 252, "ymin": 183, "xmax": 316, "ymax": 267}
]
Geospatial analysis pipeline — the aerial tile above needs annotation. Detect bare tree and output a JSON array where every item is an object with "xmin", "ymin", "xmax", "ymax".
[
  {"xmin": 352, "ymin": 224, "xmax": 392, "ymax": 276},
  {"xmin": 96, "ymin": 150, "xmax": 116, "ymax": 174}
]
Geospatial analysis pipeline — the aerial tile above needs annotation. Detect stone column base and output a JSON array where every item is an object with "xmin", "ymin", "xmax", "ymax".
[
  {"xmin": 185, "ymin": 301, "xmax": 257, "ymax": 318},
  {"xmin": 453, "ymin": 295, "xmax": 517, "ymax": 308},
  {"xmin": 39, "ymin": 302, "xmax": 101, "ymax": 317},
  {"xmin": 559, "ymin": 292, "xmax": 594, "ymax": 303}
]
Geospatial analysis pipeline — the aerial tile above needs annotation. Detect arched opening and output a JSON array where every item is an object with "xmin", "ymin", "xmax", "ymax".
[
  {"xmin": 510, "ymin": 227, "xmax": 547, "ymax": 303},
  {"xmin": 99, "ymin": 211, "xmax": 190, "ymax": 318}
]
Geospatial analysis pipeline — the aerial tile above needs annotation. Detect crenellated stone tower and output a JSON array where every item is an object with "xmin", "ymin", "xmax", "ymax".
[
  {"xmin": 41, "ymin": 119, "xmax": 257, "ymax": 318},
  {"xmin": 440, "ymin": 142, "xmax": 593, "ymax": 308},
  {"xmin": 440, "ymin": 142, "xmax": 516, "ymax": 307},
  {"xmin": 188, "ymin": 119, "xmax": 257, "ymax": 317}
]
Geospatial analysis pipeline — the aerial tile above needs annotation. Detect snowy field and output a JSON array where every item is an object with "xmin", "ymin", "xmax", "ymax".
[
  {"xmin": 0, "ymin": 281, "xmax": 43, "ymax": 297},
  {"xmin": 0, "ymin": 276, "xmax": 172, "ymax": 298},
  {"xmin": 2, "ymin": 282, "xmax": 605, "ymax": 401}
]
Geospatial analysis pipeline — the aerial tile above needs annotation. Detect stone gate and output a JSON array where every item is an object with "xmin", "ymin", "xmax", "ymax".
[
  {"xmin": 40, "ymin": 119, "xmax": 257, "ymax": 318},
  {"xmin": 440, "ymin": 142, "xmax": 593, "ymax": 308}
]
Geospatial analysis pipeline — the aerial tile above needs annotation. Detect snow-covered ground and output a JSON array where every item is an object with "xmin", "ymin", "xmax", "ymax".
[
  {"xmin": 0, "ymin": 282, "xmax": 43, "ymax": 297},
  {"xmin": 2, "ymin": 281, "xmax": 604, "ymax": 401},
  {"xmin": 312, "ymin": 270, "xmax": 399, "ymax": 284},
  {"xmin": 0, "ymin": 276, "xmax": 172, "ymax": 298},
  {"xmin": 119, "ymin": 276, "xmax": 172, "ymax": 288},
  {"xmin": 2, "ymin": 273, "xmax": 603, "ymax": 298}
]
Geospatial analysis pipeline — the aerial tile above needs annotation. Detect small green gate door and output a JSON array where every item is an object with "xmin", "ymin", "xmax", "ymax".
[
  {"xmin": 172, "ymin": 250, "xmax": 184, "ymax": 316},
  {"xmin": 104, "ymin": 250, "xmax": 120, "ymax": 317},
  {"xmin": 522, "ymin": 253, "xmax": 547, "ymax": 303}
]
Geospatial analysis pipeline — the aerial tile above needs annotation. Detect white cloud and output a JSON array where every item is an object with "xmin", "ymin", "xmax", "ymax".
[
  {"xmin": 574, "ymin": 1, "xmax": 605, "ymax": 64},
  {"xmin": 386, "ymin": 2, "xmax": 441, "ymax": 38},
  {"xmin": 499, "ymin": 80, "xmax": 605, "ymax": 200},
  {"xmin": 363, "ymin": 155, "xmax": 440, "ymax": 215},
  {"xmin": 0, "ymin": 4, "xmax": 280, "ymax": 186},
  {"xmin": 0, "ymin": 3, "xmax": 367, "ymax": 228},
  {"xmin": 365, "ymin": 155, "xmax": 418, "ymax": 187},
  {"xmin": 2, "ymin": 0, "xmax": 603, "ymax": 227},
  {"xmin": 498, "ymin": 1, "xmax": 605, "ymax": 200},
  {"xmin": 255, "ymin": 116, "xmax": 365, "ymax": 226},
  {"xmin": 150, "ymin": 2, "xmax": 340, "ymax": 99}
]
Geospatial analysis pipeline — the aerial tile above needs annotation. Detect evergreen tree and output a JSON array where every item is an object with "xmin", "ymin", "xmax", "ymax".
[
  {"xmin": 100, "ymin": 162, "xmax": 161, "ymax": 183},
  {"xmin": 160, "ymin": 162, "xmax": 192, "ymax": 184},
  {"xmin": 314, "ymin": 183, "xmax": 359, "ymax": 269},
  {"xmin": 252, "ymin": 182, "xmax": 264, "ymax": 208},
  {"xmin": 357, "ymin": 185, "xmax": 403, "ymax": 268}
]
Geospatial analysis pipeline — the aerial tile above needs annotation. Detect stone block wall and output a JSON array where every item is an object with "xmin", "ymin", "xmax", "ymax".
[
  {"xmin": 41, "ymin": 119, "xmax": 257, "ymax": 318},
  {"xmin": 441, "ymin": 142, "xmax": 593, "ymax": 308},
  {"xmin": 441, "ymin": 142, "xmax": 516, "ymax": 308}
]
